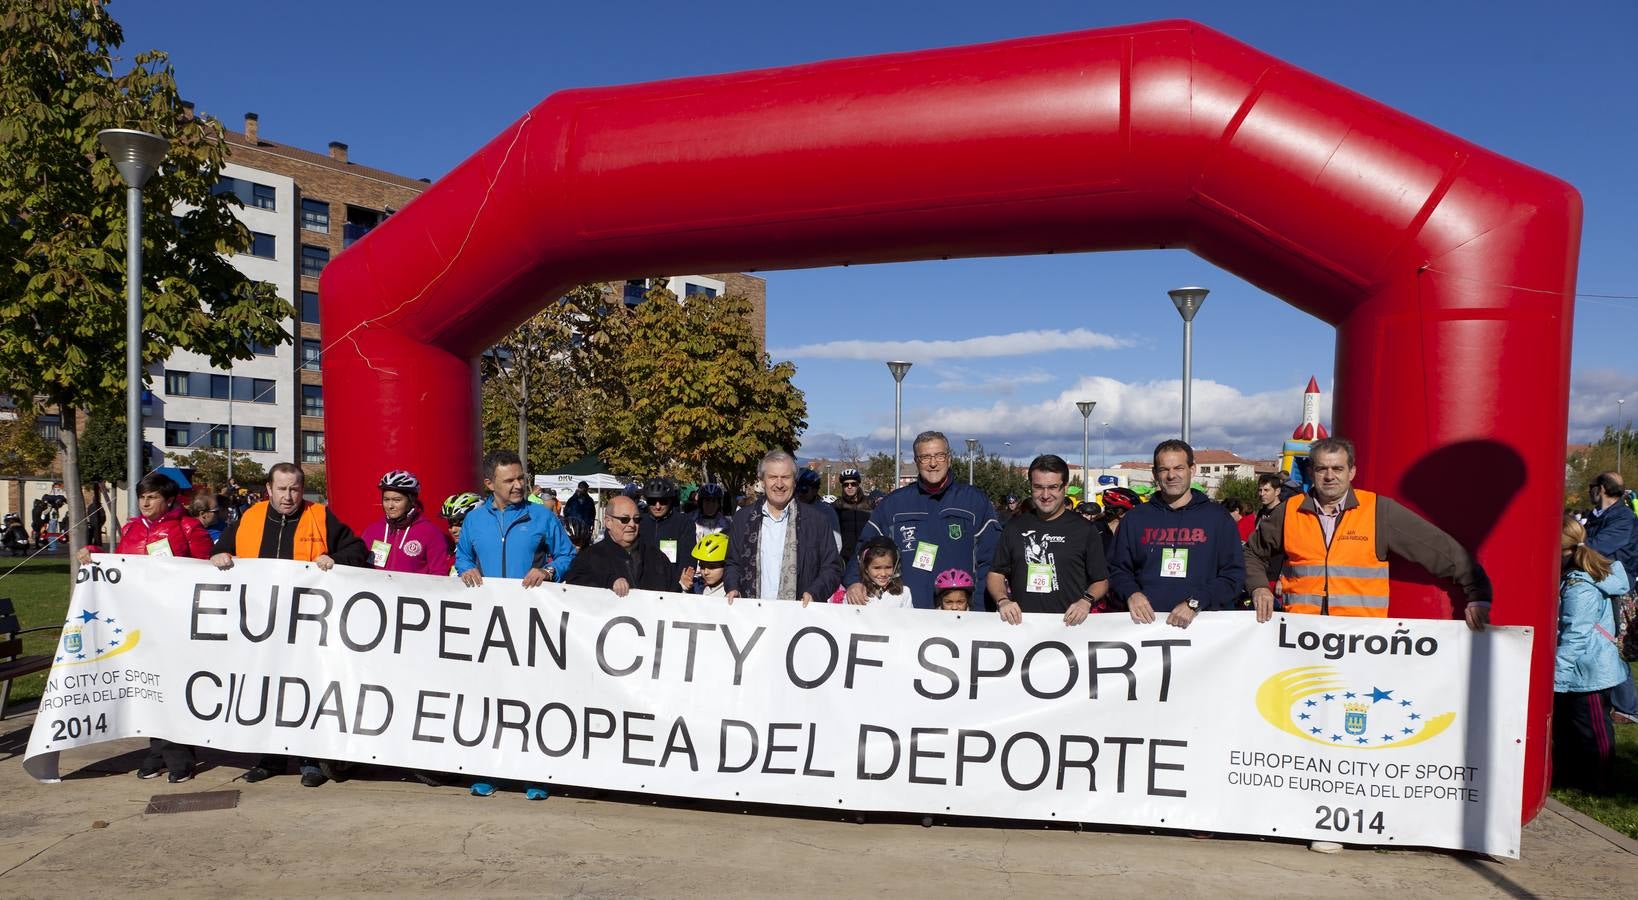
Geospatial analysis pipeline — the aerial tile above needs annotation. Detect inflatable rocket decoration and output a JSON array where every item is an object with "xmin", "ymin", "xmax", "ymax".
[{"xmin": 1280, "ymin": 377, "xmax": 1328, "ymax": 489}]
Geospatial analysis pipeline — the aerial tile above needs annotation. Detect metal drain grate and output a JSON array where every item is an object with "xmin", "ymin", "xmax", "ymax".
[{"xmin": 144, "ymin": 790, "xmax": 241, "ymax": 815}]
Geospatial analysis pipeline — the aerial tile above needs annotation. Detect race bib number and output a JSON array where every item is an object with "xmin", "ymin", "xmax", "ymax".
[
  {"xmin": 145, "ymin": 538, "xmax": 173, "ymax": 558},
  {"xmin": 370, "ymin": 540, "xmax": 391, "ymax": 568},
  {"xmin": 1026, "ymin": 562, "xmax": 1056, "ymax": 593},
  {"xmin": 660, "ymin": 540, "xmax": 678, "ymax": 563},
  {"xmin": 1161, "ymin": 547, "xmax": 1189, "ymax": 578},
  {"xmin": 911, "ymin": 541, "xmax": 938, "ymax": 572}
]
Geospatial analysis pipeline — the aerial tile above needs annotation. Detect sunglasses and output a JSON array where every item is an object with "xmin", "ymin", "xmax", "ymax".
[{"xmin": 607, "ymin": 514, "xmax": 640, "ymax": 524}]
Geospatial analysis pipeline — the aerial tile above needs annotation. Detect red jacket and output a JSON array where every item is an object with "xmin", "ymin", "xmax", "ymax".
[{"xmin": 106, "ymin": 505, "xmax": 214, "ymax": 559}]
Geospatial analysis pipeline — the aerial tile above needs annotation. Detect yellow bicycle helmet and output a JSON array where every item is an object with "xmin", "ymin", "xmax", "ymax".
[{"xmin": 692, "ymin": 532, "xmax": 729, "ymax": 563}]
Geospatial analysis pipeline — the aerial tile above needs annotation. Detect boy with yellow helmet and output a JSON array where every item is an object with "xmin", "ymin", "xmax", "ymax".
[{"xmin": 682, "ymin": 532, "xmax": 730, "ymax": 596}]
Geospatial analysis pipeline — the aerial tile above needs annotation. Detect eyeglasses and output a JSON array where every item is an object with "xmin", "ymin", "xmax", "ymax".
[
  {"xmin": 915, "ymin": 452, "xmax": 950, "ymax": 463},
  {"xmin": 607, "ymin": 515, "xmax": 640, "ymax": 524}
]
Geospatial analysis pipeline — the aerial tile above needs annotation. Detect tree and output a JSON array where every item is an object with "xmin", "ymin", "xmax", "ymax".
[
  {"xmin": 0, "ymin": 407, "xmax": 55, "ymax": 475},
  {"xmin": 1215, "ymin": 474, "xmax": 1260, "ymax": 508},
  {"xmin": 1565, "ymin": 425, "xmax": 1638, "ymax": 507},
  {"xmin": 0, "ymin": 2, "xmax": 292, "ymax": 565},
  {"xmin": 171, "ymin": 449, "xmax": 264, "ymax": 495},
  {"xmin": 968, "ymin": 452, "xmax": 1028, "ymax": 505},
  {"xmin": 76, "ymin": 412, "xmax": 125, "ymax": 484},
  {"xmin": 862, "ymin": 452, "xmax": 897, "ymax": 492}
]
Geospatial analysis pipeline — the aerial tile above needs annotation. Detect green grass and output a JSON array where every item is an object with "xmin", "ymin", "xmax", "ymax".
[
  {"xmin": 0, "ymin": 552, "xmax": 74, "ymax": 706},
  {"xmin": 1550, "ymin": 661, "xmax": 1638, "ymax": 840}
]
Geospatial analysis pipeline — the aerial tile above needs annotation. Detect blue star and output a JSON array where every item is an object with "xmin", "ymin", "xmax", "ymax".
[
  {"xmin": 108, "ymin": 639, "xmax": 119, "ymax": 647},
  {"xmin": 1322, "ymin": 693, "xmax": 1336, "ymax": 701},
  {"xmin": 1356, "ymin": 737, "xmax": 1369, "ymax": 745},
  {"xmin": 1409, "ymin": 713, "xmax": 1421, "ymax": 721},
  {"xmin": 54, "ymin": 656, "xmax": 62, "ymax": 663},
  {"xmin": 1310, "ymin": 727, "xmax": 1323, "ymax": 735},
  {"xmin": 76, "ymin": 610, "xmax": 99, "ymax": 623},
  {"xmin": 1344, "ymin": 691, "xmax": 1357, "ymax": 699},
  {"xmin": 1399, "ymin": 699, "xmax": 1412, "ymax": 707},
  {"xmin": 104, "ymin": 617, "xmax": 115, "ymax": 624},
  {"xmin": 1370, "ymin": 687, "xmax": 1394, "ymax": 704},
  {"xmin": 1381, "ymin": 734, "xmax": 1395, "ymax": 742},
  {"xmin": 1403, "ymin": 727, "xmax": 1415, "ymax": 735},
  {"xmin": 113, "ymin": 627, "xmax": 123, "ymax": 635},
  {"xmin": 1305, "ymin": 699, "xmax": 1318, "ymax": 708},
  {"xmin": 94, "ymin": 648, "xmax": 104, "ymax": 655},
  {"xmin": 75, "ymin": 654, "xmax": 85, "ymax": 661},
  {"xmin": 1299, "ymin": 712, "xmax": 1311, "ymax": 720},
  {"xmin": 1331, "ymin": 734, "xmax": 1343, "ymax": 742}
]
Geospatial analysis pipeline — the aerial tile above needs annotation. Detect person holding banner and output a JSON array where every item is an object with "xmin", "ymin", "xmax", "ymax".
[
  {"xmin": 1106, "ymin": 440, "xmax": 1245, "ymax": 628},
  {"xmin": 360, "ymin": 470, "xmax": 452, "ymax": 575},
  {"xmin": 724, "ymin": 450, "xmax": 842, "ymax": 605},
  {"xmin": 565, "ymin": 495, "xmax": 676, "ymax": 595},
  {"xmin": 210, "ymin": 462, "xmax": 368, "ymax": 787},
  {"xmin": 76, "ymin": 469, "xmax": 211, "ymax": 783},
  {"xmin": 989, "ymin": 454, "xmax": 1109, "ymax": 626},
  {"xmin": 1243, "ymin": 437, "xmax": 1491, "ymax": 630},
  {"xmin": 456, "ymin": 450, "xmax": 576, "ymax": 588}
]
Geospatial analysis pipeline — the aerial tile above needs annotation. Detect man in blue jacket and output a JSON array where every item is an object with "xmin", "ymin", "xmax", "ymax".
[
  {"xmin": 457, "ymin": 450, "xmax": 576, "ymax": 587},
  {"xmin": 1107, "ymin": 440, "xmax": 1245, "ymax": 628},
  {"xmin": 1584, "ymin": 472, "xmax": 1638, "ymax": 575},
  {"xmin": 844, "ymin": 431, "xmax": 1001, "ymax": 610}
]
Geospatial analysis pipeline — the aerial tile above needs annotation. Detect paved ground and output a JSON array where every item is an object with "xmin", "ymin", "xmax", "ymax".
[{"xmin": 0, "ymin": 710, "xmax": 1633, "ymax": 898}]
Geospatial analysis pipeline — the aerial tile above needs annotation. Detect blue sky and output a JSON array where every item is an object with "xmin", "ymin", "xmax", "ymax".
[{"xmin": 119, "ymin": 1, "xmax": 1638, "ymax": 465}]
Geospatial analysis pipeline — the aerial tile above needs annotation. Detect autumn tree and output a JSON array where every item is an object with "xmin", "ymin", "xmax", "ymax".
[
  {"xmin": 0, "ymin": 407, "xmax": 56, "ymax": 475},
  {"xmin": 0, "ymin": 1, "xmax": 292, "ymax": 563}
]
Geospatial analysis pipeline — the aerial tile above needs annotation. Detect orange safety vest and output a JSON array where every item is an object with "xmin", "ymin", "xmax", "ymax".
[
  {"xmin": 235, "ymin": 501, "xmax": 329, "ymax": 562},
  {"xmin": 1278, "ymin": 490, "xmax": 1390, "ymax": 617}
]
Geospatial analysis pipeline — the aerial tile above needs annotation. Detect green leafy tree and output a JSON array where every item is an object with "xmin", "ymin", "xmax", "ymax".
[
  {"xmin": 862, "ymin": 451, "xmax": 897, "ymax": 492},
  {"xmin": 171, "ymin": 448, "xmax": 264, "ymax": 495},
  {"xmin": 967, "ymin": 452, "xmax": 1027, "ymax": 507},
  {"xmin": 0, "ymin": 406, "xmax": 56, "ymax": 475},
  {"xmin": 76, "ymin": 412, "xmax": 125, "ymax": 484},
  {"xmin": 1215, "ymin": 473, "xmax": 1260, "ymax": 508},
  {"xmin": 1565, "ymin": 425, "xmax": 1638, "ymax": 508},
  {"xmin": 0, "ymin": 1, "xmax": 292, "ymax": 563}
]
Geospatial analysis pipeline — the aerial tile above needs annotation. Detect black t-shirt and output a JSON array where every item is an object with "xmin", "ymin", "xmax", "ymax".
[{"xmin": 992, "ymin": 510, "xmax": 1109, "ymax": 614}]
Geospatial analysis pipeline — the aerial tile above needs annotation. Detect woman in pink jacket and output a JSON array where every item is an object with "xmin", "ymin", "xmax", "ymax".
[
  {"xmin": 360, "ymin": 470, "xmax": 452, "ymax": 575},
  {"xmin": 77, "ymin": 469, "xmax": 211, "ymax": 782}
]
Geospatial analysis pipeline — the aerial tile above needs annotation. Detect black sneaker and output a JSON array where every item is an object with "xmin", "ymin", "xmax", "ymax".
[
  {"xmin": 300, "ymin": 770, "xmax": 328, "ymax": 788},
  {"xmin": 318, "ymin": 760, "xmax": 351, "ymax": 784},
  {"xmin": 241, "ymin": 766, "xmax": 275, "ymax": 783},
  {"xmin": 137, "ymin": 763, "xmax": 165, "ymax": 780},
  {"xmin": 168, "ymin": 769, "xmax": 194, "ymax": 784}
]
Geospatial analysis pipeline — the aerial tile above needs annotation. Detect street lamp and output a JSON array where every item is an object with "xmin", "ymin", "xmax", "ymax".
[
  {"xmin": 1168, "ymin": 286, "xmax": 1209, "ymax": 445},
  {"xmin": 887, "ymin": 361, "xmax": 912, "ymax": 486},
  {"xmin": 1620, "ymin": 399, "xmax": 1627, "ymax": 475},
  {"xmin": 1076, "ymin": 401, "xmax": 1096, "ymax": 495},
  {"xmin": 965, "ymin": 437, "xmax": 978, "ymax": 484},
  {"xmin": 1101, "ymin": 422, "xmax": 1111, "ymax": 468},
  {"xmin": 98, "ymin": 128, "xmax": 169, "ymax": 519}
]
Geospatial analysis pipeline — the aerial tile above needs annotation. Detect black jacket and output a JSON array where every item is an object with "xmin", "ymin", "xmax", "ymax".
[
  {"xmin": 565, "ymin": 537, "xmax": 676, "ymax": 592},
  {"xmin": 639, "ymin": 509, "xmax": 696, "ymax": 583},
  {"xmin": 212, "ymin": 501, "xmax": 368, "ymax": 566},
  {"xmin": 724, "ymin": 499, "xmax": 842, "ymax": 601}
]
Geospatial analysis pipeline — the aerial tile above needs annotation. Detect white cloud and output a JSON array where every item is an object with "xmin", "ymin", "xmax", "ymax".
[
  {"xmin": 1568, "ymin": 369, "xmax": 1638, "ymax": 441},
  {"xmin": 930, "ymin": 368, "xmax": 1056, "ymax": 394},
  {"xmin": 771, "ymin": 328, "xmax": 1133, "ymax": 362}
]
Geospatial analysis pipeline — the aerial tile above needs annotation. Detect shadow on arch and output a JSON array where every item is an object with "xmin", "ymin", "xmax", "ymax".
[{"xmin": 318, "ymin": 20, "xmax": 1581, "ymax": 820}]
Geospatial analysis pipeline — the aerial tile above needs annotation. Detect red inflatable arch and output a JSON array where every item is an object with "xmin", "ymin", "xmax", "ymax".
[{"xmin": 319, "ymin": 20, "xmax": 1580, "ymax": 818}]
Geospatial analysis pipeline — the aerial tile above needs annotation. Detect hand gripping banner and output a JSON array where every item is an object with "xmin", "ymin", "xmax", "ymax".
[{"xmin": 27, "ymin": 558, "xmax": 1532, "ymax": 856}]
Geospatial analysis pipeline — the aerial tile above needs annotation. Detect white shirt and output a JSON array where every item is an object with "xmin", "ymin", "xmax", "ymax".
[
  {"xmin": 866, "ymin": 586, "xmax": 913, "ymax": 609},
  {"xmin": 758, "ymin": 502, "xmax": 791, "ymax": 601}
]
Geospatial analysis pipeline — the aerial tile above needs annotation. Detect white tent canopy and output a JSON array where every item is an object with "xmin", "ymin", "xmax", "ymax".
[{"xmin": 534, "ymin": 473, "xmax": 626, "ymax": 493}]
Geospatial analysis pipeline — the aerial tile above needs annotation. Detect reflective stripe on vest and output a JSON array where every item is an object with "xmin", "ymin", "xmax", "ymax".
[
  {"xmin": 1278, "ymin": 489, "xmax": 1390, "ymax": 617},
  {"xmin": 235, "ymin": 501, "xmax": 329, "ymax": 562}
]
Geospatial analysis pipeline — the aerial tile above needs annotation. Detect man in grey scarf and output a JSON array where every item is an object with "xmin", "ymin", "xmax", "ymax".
[{"xmin": 724, "ymin": 451, "xmax": 842, "ymax": 604}]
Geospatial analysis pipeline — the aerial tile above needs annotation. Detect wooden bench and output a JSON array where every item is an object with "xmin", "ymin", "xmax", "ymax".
[{"xmin": 0, "ymin": 597, "xmax": 60, "ymax": 719}]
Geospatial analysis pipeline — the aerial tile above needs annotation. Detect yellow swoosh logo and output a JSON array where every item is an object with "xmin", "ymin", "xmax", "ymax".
[
  {"xmin": 1256, "ymin": 665, "xmax": 1454, "ymax": 750},
  {"xmin": 56, "ymin": 629, "xmax": 141, "ymax": 667}
]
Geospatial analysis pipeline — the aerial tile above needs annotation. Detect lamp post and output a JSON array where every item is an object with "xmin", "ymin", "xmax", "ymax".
[
  {"xmin": 965, "ymin": 437, "xmax": 978, "ymax": 484},
  {"xmin": 1076, "ymin": 401, "xmax": 1096, "ymax": 495},
  {"xmin": 887, "ymin": 361, "xmax": 912, "ymax": 486},
  {"xmin": 1620, "ymin": 399, "xmax": 1626, "ymax": 476},
  {"xmin": 98, "ymin": 129, "xmax": 169, "ymax": 519},
  {"xmin": 1168, "ymin": 286, "xmax": 1209, "ymax": 444},
  {"xmin": 1101, "ymin": 422, "xmax": 1110, "ymax": 468}
]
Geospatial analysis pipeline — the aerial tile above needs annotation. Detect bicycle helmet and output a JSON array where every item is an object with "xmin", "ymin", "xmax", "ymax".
[
  {"xmin": 933, "ymin": 569, "xmax": 975, "ymax": 592},
  {"xmin": 797, "ymin": 469, "xmax": 821, "ymax": 489},
  {"xmin": 441, "ymin": 492, "xmax": 482, "ymax": 523},
  {"xmin": 642, "ymin": 477, "xmax": 676, "ymax": 499},
  {"xmin": 839, "ymin": 468, "xmax": 862, "ymax": 483},
  {"xmin": 698, "ymin": 483, "xmax": 725, "ymax": 499},
  {"xmin": 563, "ymin": 517, "xmax": 591, "ymax": 548},
  {"xmin": 692, "ymin": 532, "xmax": 729, "ymax": 563},
  {"xmin": 1101, "ymin": 487, "xmax": 1140, "ymax": 511},
  {"xmin": 379, "ymin": 470, "xmax": 421, "ymax": 493}
]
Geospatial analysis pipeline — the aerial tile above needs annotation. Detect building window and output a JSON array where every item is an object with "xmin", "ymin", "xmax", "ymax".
[
  {"xmin": 36, "ymin": 414, "xmax": 60, "ymax": 442},
  {"xmin": 302, "ymin": 384, "xmax": 323, "ymax": 417},
  {"xmin": 231, "ymin": 376, "xmax": 276, "ymax": 404},
  {"xmin": 301, "ymin": 339, "xmax": 322, "ymax": 370},
  {"xmin": 247, "ymin": 338, "xmax": 275, "ymax": 356},
  {"xmin": 252, "ymin": 182, "xmax": 277, "ymax": 210},
  {"xmin": 301, "ymin": 245, "xmax": 329, "ymax": 278},
  {"xmin": 164, "ymin": 421, "xmax": 190, "ymax": 447},
  {"xmin": 214, "ymin": 176, "xmax": 277, "ymax": 211},
  {"xmin": 249, "ymin": 231, "xmax": 276, "ymax": 258},
  {"xmin": 301, "ymin": 290, "xmax": 320, "ymax": 324},
  {"xmin": 209, "ymin": 373, "xmax": 230, "ymax": 400},
  {"xmin": 684, "ymin": 283, "xmax": 718, "ymax": 299},
  {"xmin": 207, "ymin": 424, "xmax": 229, "ymax": 450},
  {"xmin": 302, "ymin": 430, "xmax": 325, "ymax": 462},
  {"xmin": 622, "ymin": 279, "xmax": 647, "ymax": 306},
  {"xmin": 301, "ymin": 198, "xmax": 330, "ymax": 233},
  {"xmin": 253, "ymin": 427, "xmax": 276, "ymax": 453},
  {"xmin": 343, "ymin": 205, "xmax": 385, "ymax": 248},
  {"xmin": 165, "ymin": 370, "xmax": 188, "ymax": 395}
]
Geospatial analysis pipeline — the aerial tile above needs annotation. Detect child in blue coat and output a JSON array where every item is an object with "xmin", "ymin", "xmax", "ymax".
[{"xmin": 1555, "ymin": 515, "xmax": 1631, "ymax": 792}]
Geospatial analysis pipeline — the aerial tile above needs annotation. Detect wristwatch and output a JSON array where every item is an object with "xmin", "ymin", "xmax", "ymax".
[{"xmin": 1185, "ymin": 597, "xmax": 1200, "ymax": 611}]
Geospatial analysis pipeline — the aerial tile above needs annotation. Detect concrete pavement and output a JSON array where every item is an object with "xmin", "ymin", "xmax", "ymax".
[{"xmin": 0, "ymin": 710, "xmax": 1633, "ymax": 898}]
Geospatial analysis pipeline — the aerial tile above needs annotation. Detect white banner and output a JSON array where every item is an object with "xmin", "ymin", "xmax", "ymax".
[{"xmin": 26, "ymin": 557, "xmax": 1532, "ymax": 856}]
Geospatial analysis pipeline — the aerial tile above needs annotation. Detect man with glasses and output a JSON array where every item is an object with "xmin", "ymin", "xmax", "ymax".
[
  {"xmin": 989, "ymin": 455, "xmax": 1110, "ymax": 625},
  {"xmin": 639, "ymin": 476, "xmax": 694, "ymax": 584},
  {"xmin": 565, "ymin": 495, "xmax": 674, "ymax": 595},
  {"xmin": 845, "ymin": 431, "xmax": 1001, "ymax": 609}
]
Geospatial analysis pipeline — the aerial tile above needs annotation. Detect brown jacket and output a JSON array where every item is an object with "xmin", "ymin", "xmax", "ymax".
[{"xmin": 1244, "ymin": 489, "xmax": 1492, "ymax": 605}]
